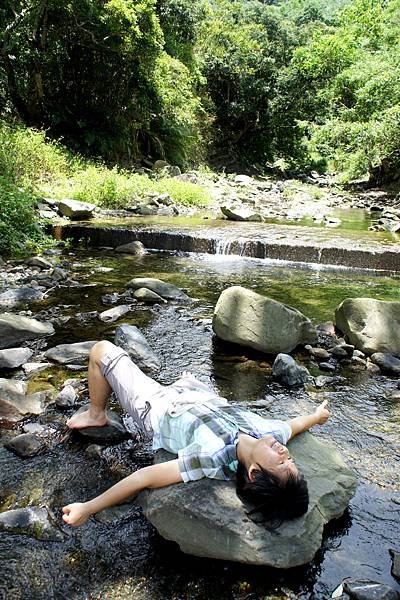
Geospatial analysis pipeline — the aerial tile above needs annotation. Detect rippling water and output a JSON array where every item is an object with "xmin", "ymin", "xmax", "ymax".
[{"xmin": 0, "ymin": 249, "xmax": 399, "ymax": 599}]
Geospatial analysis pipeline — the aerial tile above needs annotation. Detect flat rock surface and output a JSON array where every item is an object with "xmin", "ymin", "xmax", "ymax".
[
  {"xmin": 45, "ymin": 341, "xmax": 98, "ymax": 364},
  {"xmin": 0, "ymin": 313, "xmax": 55, "ymax": 350},
  {"xmin": 139, "ymin": 432, "xmax": 357, "ymax": 568}
]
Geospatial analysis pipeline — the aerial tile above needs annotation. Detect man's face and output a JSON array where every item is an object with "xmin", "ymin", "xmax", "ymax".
[{"xmin": 250, "ymin": 435, "xmax": 298, "ymax": 481}]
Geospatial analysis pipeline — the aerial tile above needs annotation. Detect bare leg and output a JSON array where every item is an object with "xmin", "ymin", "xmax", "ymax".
[{"xmin": 67, "ymin": 341, "xmax": 111, "ymax": 429}]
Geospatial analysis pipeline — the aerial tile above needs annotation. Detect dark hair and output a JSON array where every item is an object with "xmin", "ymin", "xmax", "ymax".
[{"xmin": 236, "ymin": 461, "xmax": 309, "ymax": 526}]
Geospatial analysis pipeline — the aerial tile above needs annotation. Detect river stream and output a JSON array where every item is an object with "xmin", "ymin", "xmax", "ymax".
[{"xmin": 1, "ymin": 248, "xmax": 399, "ymax": 600}]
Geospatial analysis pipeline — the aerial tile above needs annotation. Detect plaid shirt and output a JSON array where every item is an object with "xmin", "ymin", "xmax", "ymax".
[{"xmin": 152, "ymin": 399, "xmax": 292, "ymax": 482}]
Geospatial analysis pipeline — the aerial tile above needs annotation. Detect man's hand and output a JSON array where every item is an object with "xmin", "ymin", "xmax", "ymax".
[
  {"xmin": 313, "ymin": 399, "xmax": 329, "ymax": 424},
  {"xmin": 62, "ymin": 502, "xmax": 91, "ymax": 527}
]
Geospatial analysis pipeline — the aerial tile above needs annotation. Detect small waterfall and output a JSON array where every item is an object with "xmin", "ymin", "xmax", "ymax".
[{"xmin": 214, "ymin": 239, "xmax": 232, "ymax": 255}]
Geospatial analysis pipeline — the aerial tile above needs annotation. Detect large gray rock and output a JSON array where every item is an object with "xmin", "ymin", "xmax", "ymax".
[
  {"xmin": 0, "ymin": 348, "xmax": 33, "ymax": 369},
  {"xmin": 126, "ymin": 277, "xmax": 190, "ymax": 301},
  {"xmin": 272, "ymin": 354, "xmax": 311, "ymax": 386},
  {"xmin": 0, "ymin": 507, "xmax": 63, "ymax": 541},
  {"xmin": 213, "ymin": 287, "xmax": 317, "ymax": 354},
  {"xmin": 0, "ymin": 287, "xmax": 44, "ymax": 307},
  {"xmin": 114, "ymin": 325, "xmax": 160, "ymax": 373},
  {"xmin": 58, "ymin": 199, "xmax": 95, "ymax": 220},
  {"xmin": 0, "ymin": 313, "xmax": 54, "ymax": 350},
  {"xmin": 45, "ymin": 341, "xmax": 98, "ymax": 364},
  {"xmin": 335, "ymin": 298, "xmax": 400, "ymax": 354},
  {"xmin": 139, "ymin": 433, "xmax": 357, "ymax": 567}
]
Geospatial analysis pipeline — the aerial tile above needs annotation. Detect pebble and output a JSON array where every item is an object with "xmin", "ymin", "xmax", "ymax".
[{"xmin": 319, "ymin": 362, "xmax": 336, "ymax": 372}]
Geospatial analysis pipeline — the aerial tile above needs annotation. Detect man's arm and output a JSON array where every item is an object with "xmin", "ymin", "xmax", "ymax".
[
  {"xmin": 288, "ymin": 399, "xmax": 329, "ymax": 439},
  {"xmin": 62, "ymin": 459, "xmax": 183, "ymax": 527}
]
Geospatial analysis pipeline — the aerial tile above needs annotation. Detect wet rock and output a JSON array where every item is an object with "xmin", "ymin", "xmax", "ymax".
[
  {"xmin": 94, "ymin": 504, "xmax": 134, "ymax": 523},
  {"xmin": 57, "ymin": 199, "xmax": 95, "ymax": 220},
  {"xmin": 55, "ymin": 385, "xmax": 77, "ymax": 408},
  {"xmin": 98, "ymin": 305, "xmax": 131, "ymax": 323},
  {"xmin": 139, "ymin": 433, "xmax": 357, "ymax": 568},
  {"xmin": 0, "ymin": 287, "xmax": 45, "ymax": 307},
  {"xmin": 70, "ymin": 404, "xmax": 128, "ymax": 443},
  {"xmin": 370, "ymin": 353, "xmax": 400, "ymax": 375},
  {"xmin": 85, "ymin": 444, "xmax": 102, "ymax": 458},
  {"xmin": 0, "ymin": 507, "xmax": 63, "ymax": 541},
  {"xmin": 335, "ymin": 298, "xmax": 400, "ymax": 354},
  {"xmin": 133, "ymin": 288, "xmax": 166, "ymax": 303},
  {"xmin": 45, "ymin": 341, "xmax": 98, "ymax": 364},
  {"xmin": 101, "ymin": 292, "xmax": 120, "ymax": 305},
  {"xmin": 389, "ymin": 549, "xmax": 400, "ymax": 580},
  {"xmin": 366, "ymin": 361, "xmax": 381, "ymax": 374},
  {"xmin": 0, "ymin": 347, "xmax": 33, "ymax": 369},
  {"xmin": 319, "ymin": 362, "xmax": 337, "ymax": 372},
  {"xmin": 272, "ymin": 354, "xmax": 310, "ymax": 387},
  {"xmin": 0, "ymin": 313, "xmax": 54, "ymax": 350},
  {"xmin": 221, "ymin": 206, "xmax": 263, "ymax": 222},
  {"xmin": 51, "ymin": 266, "xmax": 68, "ymax": 281},
  {"xmin": 25, "ymin": 256, "xmax": 53, "ymax": 269},
  {"xmin": 351, "ymin": 356, "xmax": 367, "ymax": 367},
  {"xmin": 114, "ymin": 241, "xmax": 145, "ymax": 255},
  {"xmin": 342, "ymin": 579, "xmax": 400, "ymax": 600},
  {"xmin": 76, "ymin": 311, "xmax": 98, "ymax": 322},
  {"xmin": 5, "ymin": 433, "xmax": 46, "ymax": 458},
  {"xmin": 314, "ymin": 375, "xmax": 343, "ymax": 388},
  {"xmin": 213, "ymin": 286, "xmax": 317, "ymax": 354},
  {"xmin": 22, "ymin": 423, "xmax": 47, "ymax": 434},
  {"xmin": 114, "ymin": 325, "xmax": 160, "ymax": 373},
  {"xmin": 353, "ymin": 349, "xmax": 366, "ymax": 358},
  {"xmin": 126, "ymin": 277, "xmax": 190, "ymax": 301}
]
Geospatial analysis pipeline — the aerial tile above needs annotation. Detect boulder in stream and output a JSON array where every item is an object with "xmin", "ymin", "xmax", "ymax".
[
  {"xmin": 45, "ymin": 341, "xmax": 98, "ymax": 364},
  {"xmin": 0, "ymin": 313, "xmax": 54, "ymax": 350},
  {"xmin": 139, "ymin": 432, "xmax": 357, "ymax": 567},
  {"xmin": 5, "ymin": 433, "xmax": 46, "ymax": 458},
  {"xmin": 335, "ymin": 298, "xmax": 400, "ymax": 354},
  {"xmin": 114, "ymin": 325, "xmax": 160, "ymax": 373},
  {"xmin": 114, "ymin": 241, "xmax": 145, "ymax": 255},
  {"xmin": 126, "ymin": 277, "xmax": 190, "ymax": 301},
  {"xmin": 213, "ymin": 286, "xmax": 317, "ymax": 354},
  {"xmin": 0, "ymin": 507, "xmax": 63, "ymax": 541},
  {"xmin": 0, "ymin": 348, "xmax": 33, "ymax": 369},
  {"xmin": 57, "ymin": 199, "xmax": 95, "ymax": 220}
]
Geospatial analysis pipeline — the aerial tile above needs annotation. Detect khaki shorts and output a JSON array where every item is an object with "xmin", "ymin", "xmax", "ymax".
[{"xmin": 100, "ymin": 342, "xmax": 166, "ymax": 439}]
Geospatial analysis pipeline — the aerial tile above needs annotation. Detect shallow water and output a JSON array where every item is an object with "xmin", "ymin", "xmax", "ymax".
[{"xmin": 0, "ymin": 250, "xmax": 399, "ymax": 599}]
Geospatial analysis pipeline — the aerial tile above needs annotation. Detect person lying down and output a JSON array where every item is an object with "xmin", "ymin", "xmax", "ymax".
[{"xmin": 63, "ymin": 341, "xmax": 330, "ymax": 527}]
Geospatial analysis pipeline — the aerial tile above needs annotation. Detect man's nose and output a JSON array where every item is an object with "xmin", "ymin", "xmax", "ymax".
[{"xmin": 278, "ymin": 444, "xmax": 288, "ymax": 455}]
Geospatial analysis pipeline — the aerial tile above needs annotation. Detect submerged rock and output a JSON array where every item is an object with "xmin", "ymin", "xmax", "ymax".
[
  {"xmin": 114, "ymin": 324, "xmax": 160, "ymax": 373},
  {"xmin": 139, "ymin": 433, "xmax": 357, "ymax": 568},
  {"xmin": 0, "ymin": 313, "xmax": 54, "ymax": 350},
  {"xmin": 0, "ymin": 348, "xmax": 33, "ymax": 369},
  {"xmin": 0, "ymin": 507, "xmax": 63, "ymax": 541},
  {"xmin": 213, "ymin": 286, "xmax": 317, "ymax": 354},
  {"xmin": 70, "ymin": 404, "xmax": 128, "ymax": 443},
  {"xmin": 342, "ymin": 579, "xmax": 400, "ymax": 600},
  {"xmin": 335, "ymin": 298, "xmax": 400, "ymax": 354},
  {"xmin": 45, "ymin": 341, "xmax": 98, "ymax": 364},
  {"xmin": 126, "ymin": 277, "xmax": 190, "ymax": 301},
  {"xmin": 272, "ymin": 354, "xmax": 310, "ymax": 386},
  {"xmin": 5, "ymin": 433, "xmax": 46, "ymax": 458}
]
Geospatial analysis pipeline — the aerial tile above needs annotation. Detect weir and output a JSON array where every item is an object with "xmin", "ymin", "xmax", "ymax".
[{"xmin": 54, "ymin": 219, "xmax": 400, "ymax": 272}]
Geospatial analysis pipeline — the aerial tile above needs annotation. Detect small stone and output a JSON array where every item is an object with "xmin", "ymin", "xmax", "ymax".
[
  {"xmin": 55, "ymin": 385, "xmax": 77, "ymax": 408},
  {"xmin": 114, "ymin": 241, "xmax": 145, "ymax": 255},
  {"xmin": 311, "ymin": 348, "xmax": 331, "ymax": 360},
  {"xmin": 23, "ymin": 362, "xmax": 53, "ymax": 375},
  {"xmin": 85, "ymin": 444, "xmax": 102, "ymax": 458},
  {"xmin": 314, "ymin": 375, "xmax": 337, "ymax": 388},
  {"xmin": 331, "ymin": 345, "xmax": 350, "ymax": 358},
  {"xmin": 343, "ymin": 578, "xmax": 400, "ymax": 600},
  {"xmin": 22, "ymin": 423, "xmax": 47, "ymax": 434},
  {"xmin": 353, "ymin": 349, "xmax": 366, "ymax": 358},
  {"xmin": 101, "ymin": 293, "xmax": 120, "ymax": 305},
  {"xmin": 98, "ymin": 305, "xmax": 131, "ymax": 323},
  {"xmin": 272, "ymin": 354, "xmax": 310, "ymax": 387},
  {"xmin": 5, "ymin": 433, "xmax": 46, "ymax": 458},
  {"xmin": 133, "ymin": 288, "xmax": 166, "ymax": 303},
  {"xmin": 319, "ymin": 362, "xmax": 336, "ymax": 372}
]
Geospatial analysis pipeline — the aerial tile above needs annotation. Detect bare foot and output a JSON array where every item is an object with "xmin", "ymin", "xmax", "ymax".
[{"xmin": 67, "ymin": 409, "xmax": 107, "ymax": 430}]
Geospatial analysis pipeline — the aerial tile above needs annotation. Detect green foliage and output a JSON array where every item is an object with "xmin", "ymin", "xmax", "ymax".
[{"xmin": 0, "ymin": 177, "xmax": 47, "ymax": 254}]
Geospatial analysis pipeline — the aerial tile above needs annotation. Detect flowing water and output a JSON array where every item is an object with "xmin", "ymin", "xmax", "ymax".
[{"xmin": 1, "ymin": 248, "xmax": 400, "ymax": 600}]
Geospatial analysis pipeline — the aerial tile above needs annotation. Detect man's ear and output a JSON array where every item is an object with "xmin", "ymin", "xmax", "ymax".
[{"xmin": 248, "ymin": 464, "xmax": 259, "ymax": 482}]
